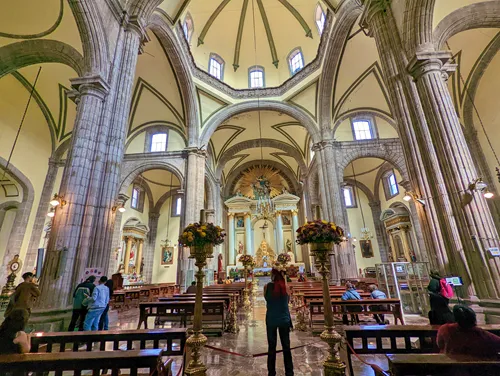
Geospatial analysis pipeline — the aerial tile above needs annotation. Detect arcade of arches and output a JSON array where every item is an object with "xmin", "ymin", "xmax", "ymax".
[{"xmin": 1, "ymin": 0, "xmax": 500, "ymax": 360}]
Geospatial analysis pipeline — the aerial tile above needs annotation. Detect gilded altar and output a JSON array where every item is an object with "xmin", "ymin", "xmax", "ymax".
[{"xmin": 255, "ymin": 239, "xmax": 276, "ymax": 268}]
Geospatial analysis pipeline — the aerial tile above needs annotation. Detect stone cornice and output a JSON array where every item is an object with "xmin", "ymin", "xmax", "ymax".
[
  {"xmin": 69, "ymin": 75, "xmax": 110, "ymax": 101},
  {"xmin": 311, "ymin": 139, "xmax": 339, "ymax": 151},
  {"xmin": 173, "ymin": 11, "xmax": 334, "ymax": 100},
  {"xmin": 123, "ymin": 150, "xmax": 185, "ymax": 161},
  {"xmin": 185, "ymin": 146, "xmax": 208, "ymax": 158},
  {"xmin": 407, "ymin": 50, "xmax": 456, "ymax": 80}
]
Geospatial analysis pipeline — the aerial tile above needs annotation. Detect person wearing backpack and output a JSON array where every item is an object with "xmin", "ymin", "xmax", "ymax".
[{"xmin": 427, "ymin": 270, "xmax": 454, "ymax": 325}]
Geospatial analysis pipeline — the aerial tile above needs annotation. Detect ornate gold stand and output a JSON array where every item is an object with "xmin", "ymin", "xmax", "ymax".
[
  {"xmin": 311, "ymin": 242, "xmax": 346, "ymax": 376},
  {"xmin": 294, "ymin": 291, "xmax": 308, "ymax": 331},
  {"xmin": 242, "ymin": 265, "xmax": 252, "ymax": 314},
  {"xmin": 184, "ymin": 244, "xmax": 213, "ymax": 376},
  {"xmin": 225, "ymin": 292, "xmax": 239, "ymax": 333}
]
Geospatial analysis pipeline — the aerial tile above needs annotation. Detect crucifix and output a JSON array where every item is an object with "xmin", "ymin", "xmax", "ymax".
[{"xmin": 259, "ymin": 220, "xmax": 268, "ymax": 239}]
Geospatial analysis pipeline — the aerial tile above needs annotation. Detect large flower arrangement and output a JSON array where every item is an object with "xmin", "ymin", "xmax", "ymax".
[
  {"xmin": 239, "ymin": 254, "xmax": 256, "ymax": 268},
  {"xmin": 296, "ymin": 220, "xmax": 345, "ymax": 245},
  {"xmin": 178, "ymin": 222, "xmax": 226, "ymax": 247},
  {"xmin": 277, "ymin": 252, "xmax": 292, "ymax": 265}
]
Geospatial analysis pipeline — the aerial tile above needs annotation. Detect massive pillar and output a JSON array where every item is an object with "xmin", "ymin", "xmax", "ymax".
[
  {"xmin": 136, "ymin": 239, "xmax": 144, "ymax": 275},
  {"xmin": 408, "ymin": 51, "xmax": 500, "ymax": 296},
  {"xmin": 291, "ymin": 209, "xmax": 301, "ymax": 262},
  {"xmin": 362, "ymin": 0, "xmax": 500, "ymax": 299},
  {"xmin": 244, "ymin": 212, "xmax": 252, "ymax": 254},
  {"xmin": 368, "ymin": 201, "xmax": 389, "ymax": 262},
  {"xmin": 36, "ymin": 75, "xmax": 109, "ymax": 311},
  {"xmin": 228, "ymin": 213, "xmax": 235, "ymax": 265}
]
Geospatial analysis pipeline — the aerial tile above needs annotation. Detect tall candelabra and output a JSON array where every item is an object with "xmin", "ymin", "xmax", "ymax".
[
  {"xmin": 184, "ymin": 243, "xmax": 213, "ymax": 376},
  {"xmin": 310, "ymin": 242, "xmax": 346, "ymax": 376},
  {"xmin": 243, "ymin": 265, "xmax": 252, "ymax": 313}
]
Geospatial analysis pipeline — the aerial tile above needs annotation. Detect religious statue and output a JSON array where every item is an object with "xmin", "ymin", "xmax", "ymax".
[
  {"xmin": 237, "ymin": 241, "xmax": 244, "ymax": 254},
  {"xmin": 282, "ymin": 187, "xmax": 288, "ymax": 194},
  {"xmin": 286, "ymin": 239, "xmax": 292, "ymax": 253},
  {"xmin": 140, "ymin": 257, "xmax": 145, "ymax": 275},
  {"xmin": 255, "ymin": 239, "xmax": 276, "ymax": 268},
  {"xmin": 236, "ymin": 189, "xmax": 243, "ymax": 197},
  {"xmin": 117, "ymin": 263, "xmax": 125, "ymax": 274},
  {"xmin": 252, "ymin": 175, "xmax": 272, "ymax": 200},
  {"xmin": 218, "ymin": 253, "xmax": 223, "ymax": 274}
]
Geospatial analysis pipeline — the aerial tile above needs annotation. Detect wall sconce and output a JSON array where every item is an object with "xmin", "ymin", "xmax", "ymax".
[
  {"xmin": 403, "ymin": 191, "xmax": 425, "ymax": 206},
  {"xmin": 47, "ymin": 208, "xmax": 55, "ymax": 218},
  {"xmin": 484, "ymin": 189, "xmax": 494, "ymax": 199},
  {"xmin": 463, "ymin": 178, "xmax": 493, "ymax": 206},
  {"xmin": 50, "ymin": 194, "xmax": 66, "ymax": 207},
  {"xmin": 112, "ymin": 204, "xmax": 126, "ymax": 213},
  {"xmin": 352, "ymin": 237, "xmax": 357, "ymax": 242}
]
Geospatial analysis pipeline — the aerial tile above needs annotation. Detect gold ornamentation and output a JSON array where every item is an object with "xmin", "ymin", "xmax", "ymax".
[
  {"xmin": 233, "ymin": 165, "xmax": 287, "ymax": 198},
  {"xmin": 255, "ymin": 239, "xmax": 276, "ymax": 267}
]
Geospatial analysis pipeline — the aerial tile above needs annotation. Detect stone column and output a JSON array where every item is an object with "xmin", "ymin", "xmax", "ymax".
[
  {"xmin": 36, "ymin": 75, "xmax": 110, "ymax": 310},
  {"xmin": 408, "ymin": 51, "xmax": 500, "ymax": 297},
  {"xmin": 206, "ymin": 209, "xmax": 215, "ymax": 224},
  {"xmin": 361, "ymin": 2, "xmax": 477, "ymax": 296},
  {"xmin": 291, "ymin": 209, "xmax": 301, "ymax": 262},
  {"xmin": 145, "ymin": 211, "xmax": 160, "ymax": 283},
  {"xmin": 275, "ymin": 211, "xmax": 284, "ymax": 253},
  {"xmin": 136, "ymin": 239, "xmax": 144, "ymax": 275},
  {"xmin": 368, "ymin": 201, "xmax": 389, "ymax": 262},
  {"xmin": 24, "ymin": 158, "xmax": 62, "ymax": 274},
  {"xmin": 244, "ymin": 212, "xmax": 252, "ymax": 254},
  {"xmin": 228, "ymin": 213, "xmax": 235, "ymax": 265},
  {"xmin": 123, "ymin": 236, "xmax": 133, "ymax": 274}
]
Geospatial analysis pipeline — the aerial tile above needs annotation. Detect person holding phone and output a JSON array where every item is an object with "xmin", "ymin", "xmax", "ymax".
[{"xmin": 83, "ymin": 276, "xmax": 110, "ymax": 331}]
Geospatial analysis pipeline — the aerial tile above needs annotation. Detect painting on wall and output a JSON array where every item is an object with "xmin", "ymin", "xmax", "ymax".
[
  {"xmin": 360, "ymin": 240, "xmax": 374, "ymax": 258},
  {"xmin": 282, "ymin": 215, "xmax": 291, "ymax": 226},
  {"xmin": 236, "ymin": 216, "xmax": 244, "ymax": 228},
  {"xmin": 161, "ymin": 246, "xmax": 174, "ymax": 265}
]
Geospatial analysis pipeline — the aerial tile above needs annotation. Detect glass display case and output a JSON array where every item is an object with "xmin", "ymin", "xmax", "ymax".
[{"xmin": 376, "ymin": 262, "xmax": 431, "ymax": 315}]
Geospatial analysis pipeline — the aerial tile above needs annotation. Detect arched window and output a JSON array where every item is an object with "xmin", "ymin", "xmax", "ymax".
[
  {"xmin": 343, "ymin": 185, "xmax": 356, "ymax": 208},
  {"xmin": 288, "ymin": 48, "xmax": 304, "ymax": 75},
  {"xmin": 315, "ymin": 4, "xmax": 326, "ymax": 35},
  {"xmin": 131, "ymin": 185, "xmax": 144, "ymax": 212},
  {"xmin": 172, "ymin": 195, "xmax": 183, "ymax": 217},
  {"xmin": 183, "ymin": 13, "xmax": 194, "ymax": 42},
  {"xmin": 248, "ymin": 66, "xmax": 265, "ymax": 88},
  {"xmin": 383, "ymin": 171, "xmax": 399, "ymax": 199},
  {"xmin": 351, "ymin": 117, "xmax": 375, "ymax": 140},
  {"xmin": 209, "ymin": 53, "xmax": 224, "ymax": 80},
  {"xmin": 150, "ymin": 133, "xmax": 168, "ymax": 152}
]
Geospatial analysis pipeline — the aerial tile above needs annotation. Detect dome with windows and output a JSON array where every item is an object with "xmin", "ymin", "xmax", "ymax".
[{"xmin": 169, "ymin": 0, "xmax": 329, "ymax": 89}]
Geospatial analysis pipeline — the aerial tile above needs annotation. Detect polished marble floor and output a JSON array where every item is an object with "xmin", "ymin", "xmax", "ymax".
[{"xmin": 109, "ymin": 294, "xmax": 428, "ymax": 376}]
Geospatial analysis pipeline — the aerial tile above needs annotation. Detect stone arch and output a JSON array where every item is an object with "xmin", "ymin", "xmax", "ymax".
[
  {"xmin": 342, "ymin": 178, "xmax": 375, "ymax": 203},
  {"xmin": 223, "ymin": 160, "xmax": 301, "ymax": 200},
  {"xmin": 0, "ymin": 201, "xmax": 20, "ymax": 229},
  {"xmin": 154, "ymin": 189, "xmax": 178, "ymax": 214},
  {"xmin": 0, "ymin": 157, "xmax": 35, "ymax": 284},
  {"xmin": 215, "ymin": 139, "xmax": 307, "ymax": 179},
  {"xmin": 373, "ymin": 162, "xmax": 400, "ymax": 202},
  {"xmin": 204, "ymin": 175, "xmax": 216, "ymax": 211},
  {"xmin": 317, "ymin": 0, "xmax": 362, "ymax": 131},
  {"xmin": 332, "ymin": 110, "xmax": 398, "ymax": 138},
  {"xmin": 149, "ymin": 14, "xmax": 201, "ymax": 146},
  {"xmin": 67, "ymin": 0, "xmax": 109, "ymax": 75},
  {"xmin": 119, "ymin": 162, "xmax": 184, "ymax": 196},
  {"xmin": 403, "ymin": 0, "xmax": 436, "ymax": 54},
  {"xmin": 125, "ymin": 121, "xmax": 188, "ymax": 152},
  {"xmin": 337, "ymin": 140, "xmax": 408, "ymax": 181},
  {"xmin": 132, "ymin": 178, "xmax": 154, "ymax": 213},
  {"xmin": 200, "ymin": 101, "xmax": 320, "ymax": 147},
  {"xmin": 433, "ymin": 2, "xmax": 500, "ymax": 49},
  {"xmin": 0, "ymin": 39, "xmax": 84, "ymax": 79}
]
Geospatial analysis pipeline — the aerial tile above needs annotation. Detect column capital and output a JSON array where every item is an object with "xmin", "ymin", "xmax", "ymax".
[
  {"xmin": 126, "ymin": 15, "xmax": 151, "ymax": 54},
  {"xmin": 368, "ymin": 200, "xmax": 382, "ymax": 209},
  {"xmin": 291, "ymin": 209, "xmax": 298, "ymax": 216},
  {"xmin": 244, "ymin": 212, "xmax": 251, "ymax": 219},
  {"xmin": 149, "ymin": 211, "xmax": 160, "ymax": 220},
  {"xmin": 69, "ymin": 75, "xmax": 110, "ymax": 102},
  {"xmin": 359, "ymin": 0, "xmax": 391, "ymax": 35},
  {"xmin": 407, "ymin": 51, "xmax": 456, "ymax": 81},
  {"xmin": 228, "ymin": 213, "xmax": 235, "ymax": 219},
  {"xmin": 185, "ymin": 147, "xmax": 207, "ymax": 159},
  {"xmin": 399, "ymin": 179, "xmax": 412, "ymax": 192},
  {"xmin": 311, "ymin": 139, "xmax": 338, "ymax": 152},
  {"xmin": 275, "ymin": 210, "xmax": 282, "ymax": 217},
  {"xmin": 138, "ymin": 238, "xmax": 145, "ymax": 245}
]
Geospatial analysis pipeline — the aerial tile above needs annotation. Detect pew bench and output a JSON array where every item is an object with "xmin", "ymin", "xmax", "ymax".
[
  {"xmin": 30, "ymin": 328, "xmax": 187, "ymax": 356},
  {"xmin": 387, "ymin": 353, "xmax": 500, "ymax": 375},
  {"xmin": 0, "ymin": 349, "xmax": 167, "ymax": 376},
  {"xmin": 344, "ymin": 325, "xmax": 500, "ymax": 376},
  {"xmin": 138, "ymin": 301, "xmax": 225, "ymax": 335},
  {"xmin": 159, "ymin": 296, "xmax": 231, "ymax": 307},
  {"xmin": 309, "ymin": 299, "xmax": 404, "ymax": 331}
]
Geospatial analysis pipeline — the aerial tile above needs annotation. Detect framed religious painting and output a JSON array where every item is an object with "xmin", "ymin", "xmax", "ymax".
[
  {"xmin": 161, "ymin": 246, "xmax": 174, "ymax": 265},
  {"xmin": 360, "ymin": 240, "xmax": 374, "ymax": 258},
  {"xmin": 236, "ymin": 216, "xmax": 244, "ymax": 228}
]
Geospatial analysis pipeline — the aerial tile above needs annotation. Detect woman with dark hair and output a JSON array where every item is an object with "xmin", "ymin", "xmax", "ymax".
[
  {"xmin": 0, "ymin": 308, "xmax": 31, "ymax": 354},
  {"xmin": 427, "ymin": 270, "xmax": 454, "ymax": 325},
  {"xmin": 437, "ymin": 305, "xmax": 500, "ymax": 357},
  {"xmin": 264, "ymin": 267, "xmax": 294, "ymax": 376}
]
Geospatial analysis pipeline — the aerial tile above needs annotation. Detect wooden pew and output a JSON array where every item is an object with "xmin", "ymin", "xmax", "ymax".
[
  {"xmin": 0, "ymin": 349, "xmax": 165, "ymax": 376},
  {"xmin": 138, "ymin": 301, "xmax": 225, "ymax": 335},
  {"xmin": 30, "ymin": 328, "xmax": 187, "ymax": 356},
  {"xmin": 303, "ymin": 292, "xmax": 370, "ymax": 305},
  {"xmin": 309, "ymin": 299, "xmax": 404, "ymax": 331},
  {"xmin": 159, "ymin": 296, "xmax": 231, "ymax": 307},
  {"xmin": 387, "ymin": 353, "xmax": 500, "ymax": 375},
  {"xmin": 344, "ymin": 324, "xmax": 500, "ymax": 376}
]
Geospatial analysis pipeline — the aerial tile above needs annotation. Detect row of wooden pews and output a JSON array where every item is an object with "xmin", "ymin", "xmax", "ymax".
[
  {"xmin": 0, "ymin": 328, "xmax": 187, "ymax": 375},
  {"xmin": 345, "ymin": 325, "xmax": 500, "ymax": 375},
  {"xmin": 111, "ymin": 282, "xmax": 180, "ymax": 310},
  {"xmin": 137, "ymin": 283, "xmax": 246, "ymax": 336}
]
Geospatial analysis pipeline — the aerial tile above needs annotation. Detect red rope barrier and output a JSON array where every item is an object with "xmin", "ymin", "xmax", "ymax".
[
  {"xmin": 204, "ymin": 340, "xmax": 321, "ymax": 358},
  {"xmin": 343, "ymin": 339, "xmax": 388, "ymax": 373}
]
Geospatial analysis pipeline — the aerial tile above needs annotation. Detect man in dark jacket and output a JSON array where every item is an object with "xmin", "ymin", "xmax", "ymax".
[
  {"xmin": 4, "ymin": 272, "xmax": 41, "ymax": 318},
  {"xmin": 68, "ymin": 276, "xmax": 96, "ymax": 331}
]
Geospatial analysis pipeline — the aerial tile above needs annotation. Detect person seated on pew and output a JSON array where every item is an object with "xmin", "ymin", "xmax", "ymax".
[
  {"xmin": 0, "ymin": 309, "xmax": 31, "ymax": 354},
  {"xmin": 341, "ymin": 282, "xmax": 363, "ymax": 325},
  {"xmin": 186, "ymin": 281, "xmax": 197, "ymax": 294},
  {"xmin": 368, "ymin": 284, "xmax": 389, "ymax": 325},
  {"xmin": 217, "ymin": 277, "xmax": 224, "ymax": 284},
  {"xmin": 297, "ymin": 273, "xmax": 306, "ymax": 282},
  {"xmin": 437, "ymin": 305, "xmax": 500, "ymax": 358},
  {"xmin": 224, "ymin": 277, "xmax": 232, "ymax": 284}
]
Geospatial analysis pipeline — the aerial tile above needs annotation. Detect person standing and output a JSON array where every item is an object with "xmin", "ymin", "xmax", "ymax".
[
  {"xmin": 427, "ymin": 270, "xmax": 454, "ymax": 325},
  {"xmin": 4, "ymin": 272, "xmax": 40, "ymax": 318},
  {"xmin": 68, "ymin": 276, "xmax": 96, "ymax": 331},
  {"xmin": 368, "ymin": 284, "xmax": 389, "ymax": 325},
  {"xmin": 265, "ymin": 268, "xmax": 294, "ymax": 376},
  {"xmin": 83, "ymin": 276, "xmax": 110, "ymax": 331},
  {"xmin": 98, "ymin": 279, "xmax": 114, "ymax": 330}
]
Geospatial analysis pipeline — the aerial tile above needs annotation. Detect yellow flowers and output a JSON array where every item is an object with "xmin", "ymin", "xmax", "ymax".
[
  {"xmin": 201, "ymin": 232, "xmax": 206, "ymax": 237},
  {"xmin": 321, "ymin": 220, "xmax": 328, "ymax": 224}
]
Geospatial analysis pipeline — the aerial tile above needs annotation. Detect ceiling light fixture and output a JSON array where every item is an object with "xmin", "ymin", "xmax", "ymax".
[
  {"xmin": 50, "ymin": 193, "xmax": 66, "ymax": 207},
  {"xmin": 484, "ymin": 190, "xmax": 494, "ymax": 199},
  {"xmin": 47, "ymin": 208, "xmax": 55, "ymax": 218},
  {"xmin": 403, "ymin": 192, "xmax": 412, "ymax": 202}
]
